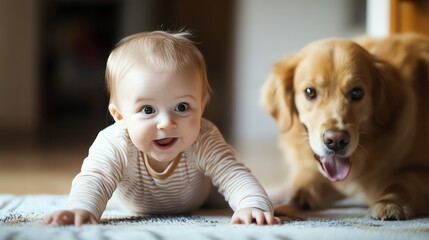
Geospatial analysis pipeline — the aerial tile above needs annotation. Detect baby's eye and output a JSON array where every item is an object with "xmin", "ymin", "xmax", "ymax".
[
  {"xmin": 175, "ymin": 102, "xmax": 189, "ymax": 112},
  {"xmin": 142, "ymin": 106, "xmax": 156, "ymax": 115}
]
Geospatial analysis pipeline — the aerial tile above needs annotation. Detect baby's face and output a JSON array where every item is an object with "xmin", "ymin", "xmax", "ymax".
[{"xmin": 113, "ymin": 66, "xmax": 204, "ymax": 163}]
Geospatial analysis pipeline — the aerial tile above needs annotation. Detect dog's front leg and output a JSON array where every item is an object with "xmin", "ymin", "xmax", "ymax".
[
  {"xmin": 273, "ymin": 139, "xmax": 344, "ymax": 215},
  {"xmin": 288, "ymin": 164, "xmax": 344, "ymax": 210},
  {"xmin": 368, "ymin": 169, "xmax": 429, "ymax": 220}
]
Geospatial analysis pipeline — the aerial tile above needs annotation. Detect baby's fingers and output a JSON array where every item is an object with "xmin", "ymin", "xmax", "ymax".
[
  {"xmin": 230, "ymin": 215, "xmax": 242, "ymax": 224},
  {"xmin": 263, "ymin": 212, "xmax": 282, "ymax": 225},
  {"xmin": 253, "ymin": 211, "xmax": 265, "ymax": 225},
  {"xmin": 230, "ymin": 214, "xmax": 252, "ymax": 224},
  {"xmin": 53, "ymin": 211, "xmax": 75, "ymax": 225},
  {"xmin": 75, "ymin": 212, "xmax": 97, "ymax": 227},
  {"xmin": 75, "ymin": 212, "xmax": 85, "ymax": 227},
  {"xmin": 42, "ymin": 213, "xmax": 54, "ymax": 225}
]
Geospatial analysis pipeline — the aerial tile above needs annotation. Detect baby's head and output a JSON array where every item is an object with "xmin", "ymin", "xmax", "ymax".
[
  {"xmin": 105, "ymin": 31, "xmax": 211, "ymax": 161},
  {"xmin": 106, "ymin": 31, "xmax": 211, "ymax": 107}
]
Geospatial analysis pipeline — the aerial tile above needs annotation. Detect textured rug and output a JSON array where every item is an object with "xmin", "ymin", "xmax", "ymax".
[{"xmin": 1, "ymin": 195, "xmax": 429, "ymax": 240}]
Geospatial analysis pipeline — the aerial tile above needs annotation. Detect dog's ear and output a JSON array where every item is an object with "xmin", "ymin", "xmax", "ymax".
[
  {"xmin": 260, "ymin": 54, "xmax": 298, "ymax": 131},
  {"xmin": 371, "ymin": 59, "xmax": 403, "ymax": 126}
]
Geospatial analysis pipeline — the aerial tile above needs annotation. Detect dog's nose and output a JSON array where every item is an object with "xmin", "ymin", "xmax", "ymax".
[{"xmin": 323, "ymin": 130, "xmax": 350, "ymax": 152}]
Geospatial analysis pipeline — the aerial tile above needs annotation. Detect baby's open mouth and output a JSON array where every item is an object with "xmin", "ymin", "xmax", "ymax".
[{"xmin": 154, "ymin": 138, "xmax": 178, "ymax": 149}]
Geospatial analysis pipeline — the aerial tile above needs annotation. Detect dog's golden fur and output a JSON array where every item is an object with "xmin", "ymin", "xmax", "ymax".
[{"xmin": 261, "ymin": 33, "xmax": 429, "ymax": 220}]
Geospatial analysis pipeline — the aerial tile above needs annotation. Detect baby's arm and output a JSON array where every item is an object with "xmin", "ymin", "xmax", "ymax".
[
  {"xmin": 44, "ymin": 125, "xmax": 128, "ymax": 226},
  {"xmin": 196, "ymin": 120, "xmax": 281, "ymax": 225},
  {"xmin": 231, "ymin": 207, "xmax": 281, "ymax": 225},
  {"xmin": 43, "ymin": 209, "xmax": 97, "ymax": 226}
]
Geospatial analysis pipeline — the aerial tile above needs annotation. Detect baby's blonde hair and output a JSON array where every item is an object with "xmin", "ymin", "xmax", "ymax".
[{"xmin": 106, "ymin": 31, "xmax": 211, "ymax": 106}]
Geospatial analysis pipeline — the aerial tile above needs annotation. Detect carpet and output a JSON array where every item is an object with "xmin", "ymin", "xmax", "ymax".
[{"xmin": 1, "ymin": 195, "xmax": 428, "ymax": 240}]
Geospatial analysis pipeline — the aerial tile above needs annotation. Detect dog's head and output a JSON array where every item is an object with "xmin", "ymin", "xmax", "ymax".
[{"xmin": 261, "ymin": 38, "xmax": 398, "ymax": 182}]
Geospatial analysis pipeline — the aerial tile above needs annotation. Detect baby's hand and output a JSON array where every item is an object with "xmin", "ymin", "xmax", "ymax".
[
  {"xmin": 43, "ymin": 209, "xmax": 97, "ymax": 226},
  {"xmin": 231, "ymin": 207, "xmax": 281, "ymax": 225}
]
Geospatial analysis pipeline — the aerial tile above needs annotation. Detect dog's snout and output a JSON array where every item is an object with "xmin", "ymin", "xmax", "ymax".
[{"xmin": 323, "ymin": 130, "xmax": 350, "ymax": 152}]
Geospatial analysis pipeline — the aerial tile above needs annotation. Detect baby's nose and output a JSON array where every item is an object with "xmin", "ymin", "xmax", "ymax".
[{"xmin": 157, "ymin": 114, "xmax": 177, "ymax": 130}]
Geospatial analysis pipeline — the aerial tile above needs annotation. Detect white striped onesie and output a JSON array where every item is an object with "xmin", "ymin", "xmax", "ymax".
[{"xmin": 67, "ymin": 118, "xmax": 273, "ymax": 220}]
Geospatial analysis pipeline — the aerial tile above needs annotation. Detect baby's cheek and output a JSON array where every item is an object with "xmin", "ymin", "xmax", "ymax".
[
  {"xmin": 128, "ymin": 125, "xmax": 152, "ymax": 152},
  {"xmin": 187, "ymin": 118, "xmax": 201, "ymax": 141}
]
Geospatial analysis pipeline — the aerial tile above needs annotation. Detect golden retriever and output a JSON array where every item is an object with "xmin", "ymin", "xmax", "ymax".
[{"xmin": 261, "ymin": 33, "xmax": 429, "ymax": 220}]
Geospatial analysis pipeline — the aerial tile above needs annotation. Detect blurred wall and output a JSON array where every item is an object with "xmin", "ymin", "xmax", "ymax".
[
  {"xmin": 0, "ymin": 0, "xmax": 235, "ymax": 147},
  {"xmin": 367, "ymin": 0, "xmax": 389, "ymax": 37},
  {"xmin": 0, "ymin": 1, "xmax": 40, "ymax": 133}
]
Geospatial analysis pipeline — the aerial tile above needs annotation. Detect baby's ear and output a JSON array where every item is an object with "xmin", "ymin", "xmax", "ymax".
[{"xmin": 108, "ymin": 103, "xmax": 125, "ymax": 127}]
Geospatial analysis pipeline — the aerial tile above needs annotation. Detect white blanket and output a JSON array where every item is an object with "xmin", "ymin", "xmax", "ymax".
[{"xmin": 1, "ymin": 195, "xmax": 428, "ymax": 240}]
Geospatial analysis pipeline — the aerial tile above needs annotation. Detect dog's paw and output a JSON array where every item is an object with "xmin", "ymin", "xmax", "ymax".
[{"xmin": 369, "ymin": 201, "xmax": 408, "ymax": 220}]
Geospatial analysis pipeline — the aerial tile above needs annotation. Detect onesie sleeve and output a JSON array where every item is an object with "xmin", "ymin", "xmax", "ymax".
[
  {"xmin": 194, "ymin": 119, "xmax": 274, "ymax": 214},
  {"xmin": 66, "ymin": 124, "xmax": 129, "ymax": 220}
]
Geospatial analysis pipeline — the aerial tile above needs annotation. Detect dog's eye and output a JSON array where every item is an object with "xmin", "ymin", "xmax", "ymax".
[
  {"xmin": 349, "ymin": 87, "xmax": 364, "ymax": 101},
  {"xmin": 305, "ymin": 87, "xmax": 317, "ymax": 100}
]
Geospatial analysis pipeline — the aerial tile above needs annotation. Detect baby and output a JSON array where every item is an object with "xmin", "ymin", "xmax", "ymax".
[{"xmin": 43, "ymin": 31, "xmax": 280, "ymax": 226}]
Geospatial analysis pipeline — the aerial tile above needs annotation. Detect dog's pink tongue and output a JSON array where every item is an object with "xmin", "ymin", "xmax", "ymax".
[{"xmin": 320, "ymin": 155, "xmax": 351, "ymax": 182}]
